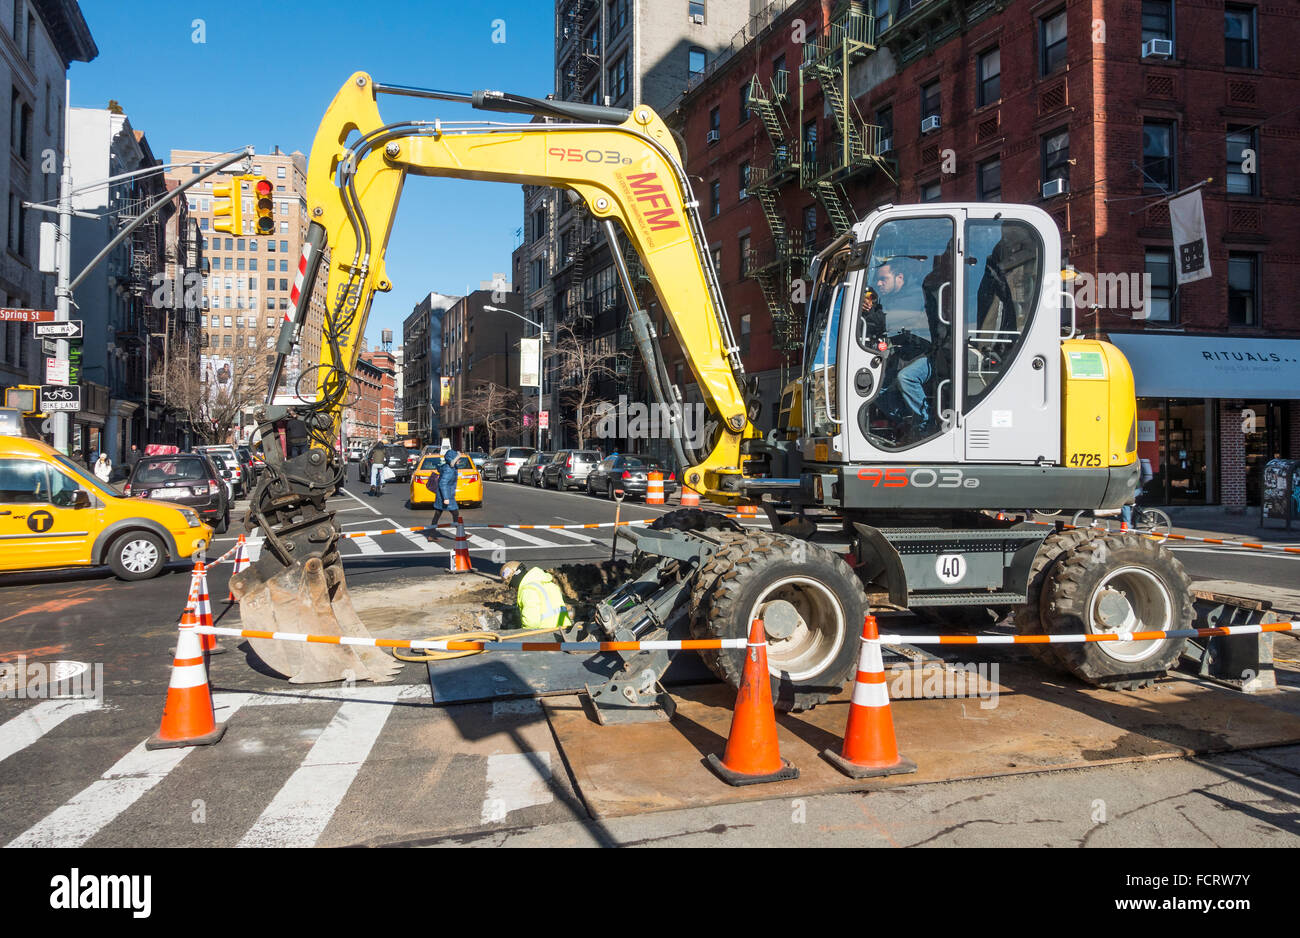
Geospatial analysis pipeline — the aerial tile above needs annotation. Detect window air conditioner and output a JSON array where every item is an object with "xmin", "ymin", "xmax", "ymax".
[
  {"xmin": 707, "ymin": 129, "xmax": 720, "ymax": 144},
  {"xmin": 876, "ymin": 136, "xmax": 893, "ymax": 155},
  {"xmin": 691, "ymin": 13, "xmax": 704, "ymax": 25},
  {"xmin": 1042, "ymin": 177, "xmax": 1068, "ymax": 198},
  {"xmin": 1142, "ymin": 38, "xmax": 1173, "ymax": 59},
  {"xmin": 738, "ymin": 188, "xmax": 748, "ymax": 200},
  {"xmin": 921, "ymin": 115, "xmax": 941, "ymax": 134}
]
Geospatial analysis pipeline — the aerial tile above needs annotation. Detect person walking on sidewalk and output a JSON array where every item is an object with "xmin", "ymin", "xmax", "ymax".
[{"xmin": 93, "ymin": 452, "xmax": 113, "ymax": 483}]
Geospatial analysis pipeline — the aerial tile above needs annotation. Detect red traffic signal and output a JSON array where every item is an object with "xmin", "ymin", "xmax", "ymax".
[{"xmin": 254, "ymin": 178, "xmax": 275, "ymax": 235}]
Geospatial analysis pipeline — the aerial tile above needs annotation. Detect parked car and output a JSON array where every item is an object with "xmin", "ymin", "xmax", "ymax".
[
  {"xmin": 204, "ymin": 451, "xmax": 239, "ymax": 502},
  {"xmin": 409, "ymin": 454, "xmax": 483, "ymax": 509},
  {"xmin": 585, "ymin": 453, "xmax": 679, "ymax": 500},
  {"xmin": 481, "ymin": 446, "xmax": 536, "ymax": 481},
  {"xmin": 195, "ymin": 445, "xmax": 245, "ymax": 496},
  {"xmin": 236, "ymin": 445, "xmax": 260, "ymax": 482},
  {"xmin": 515, "ymin": 451, "xmax": 554, "ymax": 486},
  {"xmin": 0, "ymin": 435, "xmax": 212, "ymax": 581},
  {"xmin": 125, "ymin": 452, "xmax": 231, "ymax": 534},
  {"xmin": 465, "ymin": 451, "xmax": 487, "ymax": 466},
  {"xmin": 347, "ymin": 444, "xmax": 366, "ymax": 462},
  {"xmin": 541, "ymin": 449, "xmax": 602, "ymax": 490}
]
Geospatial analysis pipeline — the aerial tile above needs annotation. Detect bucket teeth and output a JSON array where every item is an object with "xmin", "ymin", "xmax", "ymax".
[{"xmin": 231, "ymin": 557, "xmax": 401, "ymax": 684}]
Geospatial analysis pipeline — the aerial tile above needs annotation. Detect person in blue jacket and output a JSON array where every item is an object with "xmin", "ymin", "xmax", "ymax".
[{"xmin": 428, "ymin": 448, "xmax": 461, "ymax": 532}]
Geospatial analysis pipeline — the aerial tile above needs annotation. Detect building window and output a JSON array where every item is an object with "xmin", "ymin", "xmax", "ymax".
[
  {"xmin": 1141, "ymin": 0, "xmax": 1173, "ymax": 43},
  {"xmin": 802, "ymin": 118, "xmax": 817, "ymax": 164},
  {"xmin": 738, "ymin": 234, "xmax": 750, "ymax": 277},
  {"xmin": 921, "ymin": 180, "xmax": 942, "ymax": 202},
  {"xmin": 1226, "ymin": 127, "xmax": 1258, "ymax": 195},
  {"xmin": 1144, "ymin": 250, "xmax": 1174, "ymax": 322},
  {"xmin": 608, "ymin": 0, "xmax": 628, "ymax": 36},
  {"xmin": 277, "ymin": 166, "xmax": 286, "ymax": 178},
  {"xmin": 1041, "ymin": 8, "xmax": 1067, "ymax": 75},
  {"xmin": 279, "ymin": 279, "xmax": 289, "ymax": 291},
  {"xmin": 978, "ymin": 159, "xmax": 1001, "ymax": 201},
  {"xmin": 1227, "ymin": 253, "xmax": 1258, "ymax": 326},
  {"xmin": 710, "ymin": 179, "xmax": 720, "ymax": 217},
  {"xmin": 279, "ymin": 222, "xmax": 288, "ymax": 233},
  {"xmin": 738, "ymin": 161, "xmax": 750, "ymax": 200},
  {"xmin": 266, "ymin": 278, "xmax": 275, "ymax": 291},
  {"xmin": 1042, "ymin": 129, "xmax": 1070, "ymax": 186},
  {"xmin": 236, "ymin": 257, "xmax": 245, "ymax": 271},
  {"xmin": 225, "ymin": 238, "xmax": 234, "ymax": 251},
  {"xmin": 803, "ymin": 205, "xmax": 817, "ymax": 250},
  {"xmin": 279, "ymin": 240, "xmax": 288, "ymax": 252},
  {"xmin": 610, "ymin": 54, "xmax": 628, "ymax": 101},
  {"xmin": 709, "ymin": 106, "xmax": 719, "ymax": 142},
  {"xmin": 874, "ymin": 0, "xmax": 892, "ymax": 33},
  {"xmin": 267, "ymin": 239, "xmax": 276, "ymax": 252},
  {"xmin": 739, "ymin": 313, "xmax": 751, "ymax": 354},
  {"xmin": 689, "ymin": 47, "xmax": 706, "ymax": 77},
  {"xmin": 280, "ymin": 259, "xmax": 288, "ymax": 272},
  {"xmin": 1142, "ymin": 122, "xmax": 1175, "ymax": 191},
  {"xmin": 689, "ymin": 1, "xmax": 705, "ymax": 20},
  {"xmin": 1225, "ymin": 5, "xmax": 1257, "ymax": 69},
  {"xmin": 710, "ymin": 245, "xmax": 722, "ymax": 277},
  {"xmin": 920, "ymin": 80, "xmax": 941, "ymax": 121},
  {"xmin": 739, "ymin": 82, "xmax": 751, "ymax": 123},
  {"xmin": 236, "ymin": 238, "xmax": 245, "ymax": 251},
  {"xmin": 977, "ymin": 48, "xmax": 1001, "ymax": 108}
]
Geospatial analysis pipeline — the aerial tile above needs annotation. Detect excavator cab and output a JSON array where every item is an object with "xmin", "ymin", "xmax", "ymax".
[{"xmin": 803, "ymin": 203, "xmax": 1064, "ymax": 468}]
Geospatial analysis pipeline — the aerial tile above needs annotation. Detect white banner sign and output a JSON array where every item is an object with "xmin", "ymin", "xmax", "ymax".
[
  {"xmin": 519, "ymin": 337, "xmax": 540, "ymax": 388},
  {"xmin": 1169, "ymin": 190, "xmax": 1211, "ymax": 285}
]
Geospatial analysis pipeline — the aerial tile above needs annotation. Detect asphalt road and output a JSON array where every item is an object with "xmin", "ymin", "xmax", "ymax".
[{"xmin": 2, "ymin": 475, "xmax": 1298, "ymax": 849}]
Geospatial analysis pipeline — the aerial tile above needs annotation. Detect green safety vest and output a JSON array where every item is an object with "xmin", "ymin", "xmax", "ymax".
[{"xmin": 517, "ymin": 567, "xmax": 570, "ymax": 631}]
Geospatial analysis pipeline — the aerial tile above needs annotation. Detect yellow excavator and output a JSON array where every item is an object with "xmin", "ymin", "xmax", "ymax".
[{"xmin": 233, "ymin": 73, "xmax": 1192, "ymax": 713}]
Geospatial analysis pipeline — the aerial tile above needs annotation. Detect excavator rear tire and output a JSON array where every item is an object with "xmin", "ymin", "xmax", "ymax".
[
  {"xmin": 1039, "ymin": 533, "xmax": 1192, "ymax": 690},
  {"xmin": 1013, "ymin": 526, "xmax": 1101, "ymax": 669},
  {"xmin": 688, "ymin": 531, "xmax": 866, "ymax": 711}
]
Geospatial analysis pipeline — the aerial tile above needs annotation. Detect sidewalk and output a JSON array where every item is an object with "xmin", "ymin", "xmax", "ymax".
[{"xmin": 1161, "ymin": 505, "xmax": 1300, "ymax": 544}]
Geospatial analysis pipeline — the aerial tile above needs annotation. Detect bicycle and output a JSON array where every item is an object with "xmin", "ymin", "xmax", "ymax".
[{"xmin": 1071, "ymin": 506, "xmax": 1170, "ymax": 543}]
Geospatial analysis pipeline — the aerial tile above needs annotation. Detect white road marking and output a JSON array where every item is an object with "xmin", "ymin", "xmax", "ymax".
[
  {"xmin": 480, "ymin": 752, "xmax": 553, "ymax": 825},
  {"xmin": 543, "ymin": 526, "xmax": 600, "ymax": 545},
  {"xmin": 490, "ymin": 527, "xmax": 558, "ymax": 547},
  {"xmin": 6, "ymin": 695, "xmax": 252, "ymax": 848},
  {"xmin": 398, "ymin": 528, "xmax": 441, "ymax": 553},
  {"xmin": 0, "ymin": 699, "xmax": 102, "ymax": 767},
  {"xmin": 237, "ymin": 694, "xmax": 399, "ymax": 848},
  {"xmin": 353, "ymin": 535, "xmax": 383, "ymax": 555},
  {"xmin": 339, "ymin": 486, "xmax": 382, "ymax": 516}
]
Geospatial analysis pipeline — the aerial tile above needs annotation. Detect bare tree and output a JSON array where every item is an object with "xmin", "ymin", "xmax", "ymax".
[
  {"xmin": 153, "ymin": 321, "xmax": 279, "ymax": 444},
  {"xmin": 459, "ymin": 381, "xmax": 523, "ymax": 451},
  {"xmin": 550, "ymin": 322, "xmax": 622, "ymax": 449}
]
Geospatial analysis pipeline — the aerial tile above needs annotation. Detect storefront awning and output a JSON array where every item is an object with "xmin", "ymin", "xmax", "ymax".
[{"xmin": 1108, "ymin": 333, "xmax": 1300, "ymax": 400}]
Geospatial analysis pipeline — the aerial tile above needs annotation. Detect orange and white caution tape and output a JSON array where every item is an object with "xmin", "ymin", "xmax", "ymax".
[
  {"xmin": 194, "ymin": 625, "xmax": 746, "ymax": 653},
  {"xmin": 877, "ymin": 620, "xmax": 1297, "ymax": 646},
  {"xmin": 1026, "ymin": 518, "xmax": 1300, "ymax": 555}
]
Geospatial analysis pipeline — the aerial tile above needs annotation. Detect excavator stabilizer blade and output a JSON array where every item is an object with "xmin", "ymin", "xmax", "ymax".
[{"xmin": 231, "ymin": 556, "xmax": 401, "ymax": 684}]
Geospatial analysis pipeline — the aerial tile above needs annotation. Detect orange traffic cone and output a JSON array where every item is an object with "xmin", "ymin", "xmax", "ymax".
[
  {"xmin": 822, "ymin": 614, "xmax": 916, "ymax": 779},
  {"xmin": 680, "ymin": 487, "xmax": 700, "ymax": 508},
  {"xmin": 227, "ymin": 534, "xmax": 249, "ymax": 602},
  {"xmin": 193, "ymin": 562, "xmax": 225, "ymax": 656},
  {"xmin": 706, "ymin": 619, "xmax": 799, "ymax": 786},
  {"xmin": 995, "ymin": 510, "xmax": 1007, "ymax": 521},
  {"xmin": 451, "ymin": 516, "xmax": 473, "ymax": 573},
  {"xmin": 146, "ymin": 607, "xmax": 227, "ymax": 750},
  {"xmin": 1120, "ymin": 520, "xmax": 1130, "ymax": 532}
]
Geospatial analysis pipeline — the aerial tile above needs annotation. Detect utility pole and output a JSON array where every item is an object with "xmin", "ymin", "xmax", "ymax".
[{"xmin": 51, "ymin": 81, "xmax": 73, "ymax": 453}]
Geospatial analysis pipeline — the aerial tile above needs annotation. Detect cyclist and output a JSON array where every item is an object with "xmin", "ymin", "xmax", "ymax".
[{"xmin": 1121, "ymin": 457, "xmax": 1155, "ymax": 529}]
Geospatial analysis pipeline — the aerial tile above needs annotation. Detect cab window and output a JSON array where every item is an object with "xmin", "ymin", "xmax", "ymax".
[
  {"xmin": 0, "ymin": 459, "xmax": 49, "ymax": 503},
  {"xmin": 49, "ymin": 468, "xmax": 84, "ymax": 507},
  {"xmin": 963, "ymin": 218, "xmax": 1043, "ymax": 411}
]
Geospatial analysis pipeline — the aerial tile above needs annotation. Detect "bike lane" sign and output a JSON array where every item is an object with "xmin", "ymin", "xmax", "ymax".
[{"xmin": 40, "ymin": 385, "xmax": 80, "ymax": 412}]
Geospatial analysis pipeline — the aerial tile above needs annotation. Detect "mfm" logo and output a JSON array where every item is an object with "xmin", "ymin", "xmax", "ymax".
[{"xmin": 626, "ymin": 172, "xmax": 682, "ymax": 232}]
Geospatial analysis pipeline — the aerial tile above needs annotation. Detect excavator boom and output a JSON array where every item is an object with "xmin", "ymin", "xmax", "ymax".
[{"xmin": 232, "ymin": 72, "xmax": 760, "ymax": 683}]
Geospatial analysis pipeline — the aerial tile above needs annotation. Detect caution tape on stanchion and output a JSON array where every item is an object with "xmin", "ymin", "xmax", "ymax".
[
  {"xmin": 194, "ymin": 625, "xmax": 746, "ymax": 653},
  {"xmin": 877, "ymin": 621, "xmax": 1297, "ymax": 646},
  {"xmin": 1024, "ymin": 517, "xmax": 1300, "ymax": 556}
]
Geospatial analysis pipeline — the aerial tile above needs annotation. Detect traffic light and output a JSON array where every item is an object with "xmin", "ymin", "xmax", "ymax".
[
  {"xmin": 212, "ymin": 178, "xmax": 242, "ymax": 235},
  {"xmin": 254, "ymin": 179, "xmax": 275, "ymax": 235}
]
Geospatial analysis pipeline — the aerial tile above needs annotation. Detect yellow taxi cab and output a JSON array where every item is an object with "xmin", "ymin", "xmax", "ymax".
[
  {"xmin": 0, "ymin": 435, "xmax": 213, "ymax": 580},
  {"xmin": 409, "ymin": 454, "xmax": 483, "ymax": 509}
]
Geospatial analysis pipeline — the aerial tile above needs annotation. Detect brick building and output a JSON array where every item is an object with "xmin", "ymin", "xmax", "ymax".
[
  {"xmin": 666, "ymin": 0, "xmax": 1300, "ymax": 508},
  {"xmin": 440, "ymin": 288, "xmax": 528, "ymax": 452},
  {"xmin": 348, "ymin": 348, "xmax": 395, "ymax": 443}
]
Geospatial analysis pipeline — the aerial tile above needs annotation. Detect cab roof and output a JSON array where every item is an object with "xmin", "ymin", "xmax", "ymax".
[{"xmin": 0, "ymin": 434, "xmax": 59, "ymax": 458}]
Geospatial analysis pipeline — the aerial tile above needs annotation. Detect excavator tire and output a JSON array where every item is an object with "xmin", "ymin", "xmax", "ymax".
[
  {"xmin": 1012, "ymin": 526, "xmax": 1101, "ymax": 669},
  {"xmin": 688, "ymin": 531, "xmax": 866, "ymax": 711},
  {"xmin": 1038, "ymin": 533, "xmax": 1192, "ymax": 690}
]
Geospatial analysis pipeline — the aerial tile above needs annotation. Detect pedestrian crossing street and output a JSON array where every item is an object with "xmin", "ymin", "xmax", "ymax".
[{"xmin": 0, "ymin": 686, "xmax": 577, "ymax": 848}]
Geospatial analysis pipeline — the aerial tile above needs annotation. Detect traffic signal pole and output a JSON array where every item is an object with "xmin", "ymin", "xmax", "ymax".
[{"xmin": 52, "ymin": 148, "xmax": 72, "ymax": 453}]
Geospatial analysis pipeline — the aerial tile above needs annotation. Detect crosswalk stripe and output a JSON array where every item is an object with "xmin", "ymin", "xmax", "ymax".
[
  {"xmin": 0, "ymin": 699, "xmax": 101, "ymax": 766},
  {"xmin": 6, "ymin": 696, "xmax": 252, "ymax": 848},
  {"xmin": 480, "ymin": 752, "xmax": 553, "ymax": 825},
  {"xmin": 491, "ymin": 527, "xmax": 561, "ymax": 548},
  {"xmin": 544, "ymin": 526, "xmax": 601, "ymax": 545},
  {"xmin": 353, "ymin": 535, "xmax": 383, "ymax": 555},
  {"xmin": 237, "ymin": 698, "xmax": 396, "ymax": 848},
  {"xmin": 398, "ymin": 529, "xmax": 440, "ymax": 553}
]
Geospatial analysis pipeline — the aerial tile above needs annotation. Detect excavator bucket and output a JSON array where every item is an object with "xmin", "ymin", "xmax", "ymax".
[{"xmin": 230, "ymin": 556, "xmax": 401, "ymax": 684}]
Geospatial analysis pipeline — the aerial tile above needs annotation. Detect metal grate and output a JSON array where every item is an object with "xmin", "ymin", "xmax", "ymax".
[{"xmin": 1039, "ymin": 82, "xmax": 1066, "ymax": 115}]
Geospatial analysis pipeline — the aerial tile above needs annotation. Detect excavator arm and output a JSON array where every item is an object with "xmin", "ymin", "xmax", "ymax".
[{"xmin": 231, "ymin": 72, "xmax": 761, "ymax": 683}]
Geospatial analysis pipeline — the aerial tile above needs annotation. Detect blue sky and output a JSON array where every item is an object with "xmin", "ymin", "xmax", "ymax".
[{"xmin": 70, "ymin": 1, "xmax": 554, "ymax": 347}]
